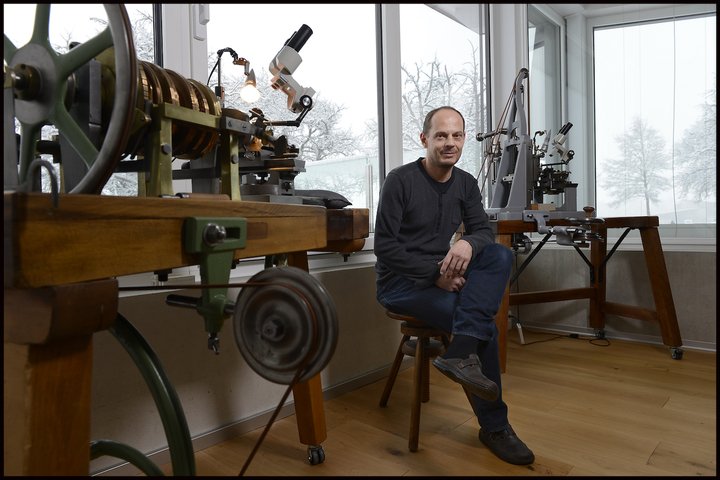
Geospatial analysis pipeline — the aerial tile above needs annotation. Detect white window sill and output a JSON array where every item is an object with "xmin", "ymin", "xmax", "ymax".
[
  {"xmin": 117, "ymin": 227, "xmax": 714, "ymax": 298},
  {"xmin": 117, "ymin": 236, "xmax": 378, "ymax": 298}
]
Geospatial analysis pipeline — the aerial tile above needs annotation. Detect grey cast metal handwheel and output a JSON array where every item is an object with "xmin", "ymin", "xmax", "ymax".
[{"xmin": 5, "ymin": 4, "xmax": 137, "ymax": 193}]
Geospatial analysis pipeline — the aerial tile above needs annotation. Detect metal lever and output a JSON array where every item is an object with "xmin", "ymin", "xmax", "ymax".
[
  {"xmin": 166, "ymin": 294, "xmax": 235, "ymax": 315},
  {"xmin": 182, "ymin": 217, "xmax": 247, "ymax": 353}
]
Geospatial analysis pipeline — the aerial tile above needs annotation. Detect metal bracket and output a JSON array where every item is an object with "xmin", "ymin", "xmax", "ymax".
[
  {"xmin": 524, "ymin": 211, "xmax": 603, "ymax": 247},
  {"xmin": 183, "ymin": 217, "xmax": 247, "ymax": 353},
  {"xmin": 525, "ymin": 211, "xmax": 577, "ymax": 245}
]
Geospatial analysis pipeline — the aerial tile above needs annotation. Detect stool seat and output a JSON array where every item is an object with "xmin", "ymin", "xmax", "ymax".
[{"xmin": 379, "ymin": 309, "xmax": 450, "ymax": 452}]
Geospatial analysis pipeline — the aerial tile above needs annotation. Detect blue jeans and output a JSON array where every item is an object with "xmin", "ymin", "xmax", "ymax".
[{"xmin": 376, "ymin": 243, "xmax": 513, "ymax": 431}]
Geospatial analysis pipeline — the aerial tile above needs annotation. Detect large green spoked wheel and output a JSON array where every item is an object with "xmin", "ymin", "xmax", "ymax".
[{"xmin": 4, "ymin": 4, "xmax": 137, "ymax": 193}]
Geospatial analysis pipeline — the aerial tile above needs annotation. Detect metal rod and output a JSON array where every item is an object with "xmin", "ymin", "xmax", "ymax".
[
  {"xmin": 509, "ymin": 232, "xmax": 553, "ymax": 286},
  {"xmin": 603, "ymin": 227, "xmax": 633, "ymax": 269},
  {"xmin": 572, "ymin": 244, "xmax": 594, "ymax": 282},
  {"xmin": 166, "ymin": 293, "xmax": 235, "ymax": 314}
]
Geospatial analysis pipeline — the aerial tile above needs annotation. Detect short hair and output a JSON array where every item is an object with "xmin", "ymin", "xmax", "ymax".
[{"xmin": 422, "ymin": 106, "xmax": 466, "ymax": 135}]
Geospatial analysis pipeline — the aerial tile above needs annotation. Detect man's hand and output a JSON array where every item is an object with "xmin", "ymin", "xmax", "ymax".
[
  {"xmin": 435, "ymin": 274, "xmax": 466, "ymax": 292},
  {"xmin": 436, "ymin": 239, "xmax": 472, "ymax": 292},
  {"xmin": 439, "ymin": 238, "xmax": 473, "ymax": 277}
]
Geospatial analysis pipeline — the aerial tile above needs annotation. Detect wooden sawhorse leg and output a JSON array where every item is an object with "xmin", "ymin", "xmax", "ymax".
[
  {"xmin": 592, "ymin": 224, "xmax": 683, "ymax": 359},
  {"xmin": 640, "ymin": 227, "xmax": 683, "ymax": 357}
]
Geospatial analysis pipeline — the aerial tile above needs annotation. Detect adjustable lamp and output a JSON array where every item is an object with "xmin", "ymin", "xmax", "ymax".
[
  {"xmin": 232, "ymin": 56, "xmax": 260, "ymax": 104},
  {"xmin": 240, "ymin": 69, "xmax": 260, "ymax": 103}
]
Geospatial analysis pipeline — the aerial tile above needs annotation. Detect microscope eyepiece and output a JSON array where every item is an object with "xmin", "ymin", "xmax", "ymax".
[{"xmin": 285, "ymin": 24, "xmax": 313, "ymax": 52}]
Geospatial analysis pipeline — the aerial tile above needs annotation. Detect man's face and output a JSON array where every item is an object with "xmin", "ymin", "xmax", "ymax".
[{"xmin": 420, "ymin": 109, "xmax": 466, "ymax": 168}]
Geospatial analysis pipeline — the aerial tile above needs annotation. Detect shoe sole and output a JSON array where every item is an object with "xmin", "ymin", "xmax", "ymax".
[{"xmin": 432, "ymin": 358, "xmax": 499, "ymax": 401}]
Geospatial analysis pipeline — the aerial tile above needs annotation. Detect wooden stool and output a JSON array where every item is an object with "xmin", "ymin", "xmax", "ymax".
[{"xmin": 379, "ymin": 310, "xmax": 450, "ymax": 452}]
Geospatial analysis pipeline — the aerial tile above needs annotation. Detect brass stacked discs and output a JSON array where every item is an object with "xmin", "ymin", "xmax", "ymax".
[{"xmin": 129, "ymin": 61, "xmax": 221, "ymax": 159}]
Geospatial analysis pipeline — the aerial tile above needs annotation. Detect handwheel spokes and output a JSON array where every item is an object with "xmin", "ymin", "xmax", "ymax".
[
  {"xmin": 30, "ymin": 4, "xmax": 51, "ymax": 48},
  {"xmin": 4, "ymin": 34, "xmax": 18, "ymax": 60},
  {"xmin": 52, "ymin": 103, "xmax": 100, "ymax": 171},
  {"xmin": 58, "ymin": 27, "xmax": 113, "ymax": 78}
]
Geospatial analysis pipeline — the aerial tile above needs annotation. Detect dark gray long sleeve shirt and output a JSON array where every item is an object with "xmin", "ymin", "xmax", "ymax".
[{"xmin": 375, "ymin": 158, "xmax": 496, "ymax": 289}]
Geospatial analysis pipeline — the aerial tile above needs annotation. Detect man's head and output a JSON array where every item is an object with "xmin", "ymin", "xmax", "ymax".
[{"xmin": 420, "ymin": 106, "xmax": 466, "ymax": 171}]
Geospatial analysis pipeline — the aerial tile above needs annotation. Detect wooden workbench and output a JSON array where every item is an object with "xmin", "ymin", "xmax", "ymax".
[
  {"xmin": 3, "ymin": 192, "xmax": 369, "ymax": 475},
  {"xmin": 493, "ymin": 215, "xmax": 682, "ymax": 372}
]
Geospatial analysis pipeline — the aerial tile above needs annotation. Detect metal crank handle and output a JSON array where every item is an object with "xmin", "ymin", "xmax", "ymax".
[{"xmin": 165, "ymin": 294, "xmax": 235, "ymax": 315}]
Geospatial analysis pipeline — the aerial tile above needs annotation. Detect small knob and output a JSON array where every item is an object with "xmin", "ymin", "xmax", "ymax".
[{"xmin": 203, "ymin": 223, "xmax": 227, "ymax": 245}]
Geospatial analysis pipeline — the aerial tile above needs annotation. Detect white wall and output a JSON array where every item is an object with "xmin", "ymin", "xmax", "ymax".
[{"xmin": 508, "ymin": 247, "xmax": 716, "ymax": 351}]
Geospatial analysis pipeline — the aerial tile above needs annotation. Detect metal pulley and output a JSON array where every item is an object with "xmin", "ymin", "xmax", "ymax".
[{"xmin": 233, "ymin": 266, "xmax": 338, "ymax": 385}]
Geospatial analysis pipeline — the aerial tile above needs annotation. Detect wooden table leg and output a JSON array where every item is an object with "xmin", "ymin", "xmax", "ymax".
[
  {"xmin": 289, "ymin": 375, "xmax": 327, "ymax": 446},
  {"xmin": 3, "ymin": 279, "xmax": 118, "ymax": 476},
  {"xmin": 589, "ymin": 223, "xmax": 608, "ymax": 332},
  {"xmin": 4, "ymin": 338, "xmax": 94, "ymax": 475},
  {"xmin": 639, "ymin": 227, "xmax": 682, "ymax": 347},
  {"xmin": 495, "ymin": 234, "xmax": 512, "ymax": 373},
  {"xmin": 285, "ymin": 252, "xmax": 328, "ymax": 447}
]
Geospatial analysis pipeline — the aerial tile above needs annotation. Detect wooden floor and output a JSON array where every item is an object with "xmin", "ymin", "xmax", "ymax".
[{"xmin": 159, "ymin": 330, "xmax": 716, "ymax": 476}]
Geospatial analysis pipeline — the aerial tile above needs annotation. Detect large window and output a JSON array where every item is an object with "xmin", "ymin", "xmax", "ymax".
[
  {"xmin": 204, "ymin": 4, "xmax": 379, "ymax": 215},
  {"xmin": 399, "ymin": 4, "xmax": 490, "ymax": 179},
  {"xmin": 593, "ymin": 11, "xmax": 716, "ymax": 229}
]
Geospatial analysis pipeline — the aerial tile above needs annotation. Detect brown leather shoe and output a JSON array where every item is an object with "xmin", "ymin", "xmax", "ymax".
[{"xmin": 432, "ymin": 353, "xmax": 499, "ymax": 401}]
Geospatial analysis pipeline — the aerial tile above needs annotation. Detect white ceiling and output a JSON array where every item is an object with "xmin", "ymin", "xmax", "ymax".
[{"xmin": 544, "ymin": 3, "xmax": 676, "ymax": 19}]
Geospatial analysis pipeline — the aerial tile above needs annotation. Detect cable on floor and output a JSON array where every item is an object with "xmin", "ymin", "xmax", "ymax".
[{"xmin": 518, "ymin": 330, "xmax": 611, "ymax": 347}]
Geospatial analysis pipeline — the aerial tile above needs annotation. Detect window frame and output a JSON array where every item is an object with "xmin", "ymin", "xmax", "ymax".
[
  {"xmin": 582, "ymin": 3, "xmax": 716, "ymax": 251},
  {"xmin": 528, "ymin": 4, "xmax": 566, "ymax": 138}
]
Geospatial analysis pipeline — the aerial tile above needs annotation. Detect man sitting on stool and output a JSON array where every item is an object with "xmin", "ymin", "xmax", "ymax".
[{"xmin": 374, "ymin": 106, "xmax": 534, "ymax": 466}]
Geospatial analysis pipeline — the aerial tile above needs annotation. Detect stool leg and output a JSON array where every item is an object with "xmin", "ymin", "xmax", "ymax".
[
  {"xmin": 427, "ymin": 334, "xmax": 450, "ymax": 403},
  {"xmin": 421, "ymin": 337, "xmax": 431, "ymax": 403},
  {"xmin": 380, "ymin": 335, "xmax": 409, "ymax": 407},
  {"xmin": 440, "ymin": 334, "xmax": 450, "ymax": 352},
  {"xmin": 409, "ymin": 337, "xmax": 424, "ymax": 452}
]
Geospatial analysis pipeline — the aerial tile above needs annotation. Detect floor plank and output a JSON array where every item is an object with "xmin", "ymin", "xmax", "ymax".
[{"xmin": 157, "ymin": 330, "xmax": 716, "ymax": 476}]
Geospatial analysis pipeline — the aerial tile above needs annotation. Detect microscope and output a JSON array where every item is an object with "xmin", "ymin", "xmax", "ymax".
[{"xmin": 477, "ymin": 68, "xmax": 603, "ymax": 247}]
